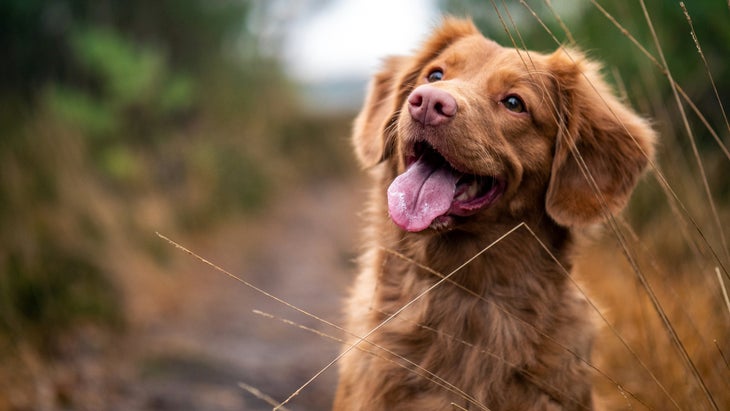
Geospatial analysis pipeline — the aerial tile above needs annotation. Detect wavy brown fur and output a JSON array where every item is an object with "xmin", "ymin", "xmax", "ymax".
[{"xmin": 334, "ymin": 18, "xmax": 655, "ymax": 411}]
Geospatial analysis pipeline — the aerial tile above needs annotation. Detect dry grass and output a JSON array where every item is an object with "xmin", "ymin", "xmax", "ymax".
[
  {"xmin": 2, "ymin": 4, "xmax": 726, "ymax": 410},
  {"xmin": 19, "ymin": 1, "xmax": 717, "ymax": 410}
]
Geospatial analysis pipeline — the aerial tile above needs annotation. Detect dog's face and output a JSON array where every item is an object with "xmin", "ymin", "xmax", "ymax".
[{"xmin": 354, "ymin": 18, "xmax": 655, "ymax": 234}]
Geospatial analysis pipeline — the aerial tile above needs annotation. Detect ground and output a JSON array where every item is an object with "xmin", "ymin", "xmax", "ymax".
[{"xmin": 115, "ymin": 179, "xmax": 363, "ymax": 410}]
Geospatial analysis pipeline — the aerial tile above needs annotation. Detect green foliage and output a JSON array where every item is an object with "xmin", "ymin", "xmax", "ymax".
[
  {"xmin": 0, "ymin": 0, "xmax": 349, "ymax": 365},
  {"xmin": 69, "ymin": 26, "xmax": 195, "ymax": 116},
  {"xmin": 0, "ymin": 0, "xmax": 274, "ymax": 361},
  {"xmin": 0, "ymin": 240, "xmax": 123, "ymax": 355},
  {"xmin": 74, "ymin": 28, "xmax": 165, "ymax": 107},
  {"xmin": 160, "ymin": 74, "xmax": 195, "ymax": 113},
  {"xmin": 45, "ymin": 84, "xmax": 118, "ymax": 137},
  {"xmin": 42, "ymin": 25, "xmax": 197, "ymax": 185}
]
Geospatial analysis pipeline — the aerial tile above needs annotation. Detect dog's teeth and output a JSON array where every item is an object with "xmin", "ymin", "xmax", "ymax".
[
  {"xmin": 455, "ymin": 179, "xmax": 480, "ymax": 202},
  {"xmin": 467, "ymin": 182, "xmax": 479, "ymax": 198}
]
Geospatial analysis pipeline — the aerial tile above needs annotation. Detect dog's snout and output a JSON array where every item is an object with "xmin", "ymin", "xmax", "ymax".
[{"xmin": 408, "ymin": 85, "xmax": 457, "ymax": 126}]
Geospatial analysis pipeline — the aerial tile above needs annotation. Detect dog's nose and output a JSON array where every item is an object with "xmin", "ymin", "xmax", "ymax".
[{"xmin": 408, "ymin": 85, "xmax": 457, "ymax": 126}]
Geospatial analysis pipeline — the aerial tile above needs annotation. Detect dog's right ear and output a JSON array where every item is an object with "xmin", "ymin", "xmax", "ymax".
[
  {"xmin": 353, "ymin": 17, "xmax": 481, "ymax": 168},
  {"xmin": 352, "ymin": 56, "xmax": 408, "ymax": 168}
]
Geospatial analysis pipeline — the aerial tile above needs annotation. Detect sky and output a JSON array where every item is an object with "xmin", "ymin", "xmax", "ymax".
[{"xmin": 281, "ymin": 0, "xmax": 439, "ymax": 83}]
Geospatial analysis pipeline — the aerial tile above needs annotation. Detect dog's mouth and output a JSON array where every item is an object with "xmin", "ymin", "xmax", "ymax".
[{"xmin": 387, "ymin": 142, "xmax": 505, "ymax": 232}]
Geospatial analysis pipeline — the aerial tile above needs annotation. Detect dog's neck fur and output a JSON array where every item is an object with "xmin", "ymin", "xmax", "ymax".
[{"xmin": 350, "ymin": 166, "xmax": 594, "ymax": 410}]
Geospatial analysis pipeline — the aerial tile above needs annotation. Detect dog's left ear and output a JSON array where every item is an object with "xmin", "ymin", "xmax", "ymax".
[
  {"xmin": 545, "ymin": 49, "xmax": 656, "ymax": 227},
  {"xmin": 352, "ymin": 56, "xmax": 409, "ymax": 168}
]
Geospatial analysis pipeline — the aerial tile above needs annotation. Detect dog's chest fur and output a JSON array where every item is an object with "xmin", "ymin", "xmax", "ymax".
[{"xmin": 337, "ymin": 203, "xmax": 596, "ymax": 411}]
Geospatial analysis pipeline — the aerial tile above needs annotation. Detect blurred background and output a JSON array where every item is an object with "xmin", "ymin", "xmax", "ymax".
[{"xmin": 0, "ymin": 0, "xmax": 727, "ymax": 410}]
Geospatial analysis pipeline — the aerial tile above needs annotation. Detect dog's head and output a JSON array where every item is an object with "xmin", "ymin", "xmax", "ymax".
[{"xmin": 354, "ymin": 18, "xmax": 655, "ymax": 233}]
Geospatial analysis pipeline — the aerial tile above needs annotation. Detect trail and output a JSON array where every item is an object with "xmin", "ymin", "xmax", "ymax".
[{"xmin": 116, "ymin": 179, "xmax": 363, "ymax": 410}]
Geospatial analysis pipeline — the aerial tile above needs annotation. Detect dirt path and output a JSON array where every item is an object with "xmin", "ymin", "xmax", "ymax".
[{"xmin": 117, "ymin": 178, "xmax": 364, "ymax": 410}]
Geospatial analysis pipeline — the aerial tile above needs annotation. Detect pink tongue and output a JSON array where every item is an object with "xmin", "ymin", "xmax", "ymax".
[{"xmin": 387, "ymin": 157, "xmax": 459, "ymax": 232}]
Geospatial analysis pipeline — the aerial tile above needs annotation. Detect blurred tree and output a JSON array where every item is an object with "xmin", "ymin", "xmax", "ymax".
[
  {"xmin": 0, "ymin": 0, "xmax": 282, "ymax": 362},
  {"xmin": 0, "ymin": 0, "xmax": 351, "ymax": 376},
  {"xmin": 0, "ymin": 0, "xmax": 251, "ymax": 99}
]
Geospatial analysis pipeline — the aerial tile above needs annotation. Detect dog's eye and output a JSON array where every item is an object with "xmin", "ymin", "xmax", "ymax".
[
  {"xmin": 502, "ymin": 95, "xmax": 526, "ymax": 113},
  {"xmin": 426, "ymin": 69, "xmax": 444, "ymax": 82}
]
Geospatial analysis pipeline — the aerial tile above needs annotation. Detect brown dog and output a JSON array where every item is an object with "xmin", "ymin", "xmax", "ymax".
[{"xmin": 334, "ymin": 18, "xmax": 655, "ymax": 411}]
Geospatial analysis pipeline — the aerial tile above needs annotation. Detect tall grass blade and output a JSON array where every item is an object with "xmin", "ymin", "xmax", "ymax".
[
  {"xmin": 679, "ymin": 2, "xmax": 730, "ymax": 139},
  {"xmin": 239, "ymin": 383, "xmax": 290, "ymax": 411},
  {"xmin": 589, "ymin": 0, "xmax": 730, "ymax": 162},
  {"xmin": 638, "ymin": 3, "xmax": 720, "ymax": 408},
  {"xmin": 717, "ymin": 267, "xmax": 730, "ymax": 318}
]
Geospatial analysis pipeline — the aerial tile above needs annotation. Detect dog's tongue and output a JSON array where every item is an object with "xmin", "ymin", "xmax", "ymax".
[{"xmin": 387, "ymin": 157, "xmax": 459, "ymax": 232}]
